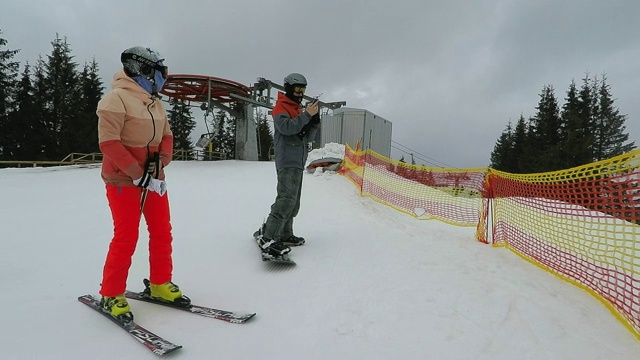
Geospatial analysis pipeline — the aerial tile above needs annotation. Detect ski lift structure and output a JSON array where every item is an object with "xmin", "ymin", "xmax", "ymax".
[{"xmin": 160, "ymin": 74, "xmax": 346, "ymax": 160}]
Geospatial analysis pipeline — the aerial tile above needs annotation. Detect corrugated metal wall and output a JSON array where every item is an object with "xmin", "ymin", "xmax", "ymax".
[
  {"xmin": 318, "ymin": 107, "xmax": 392, "ymax": 158},
  {"xmin": 363, "ymin": 110, "xmax": 392, "ymax": 158}
]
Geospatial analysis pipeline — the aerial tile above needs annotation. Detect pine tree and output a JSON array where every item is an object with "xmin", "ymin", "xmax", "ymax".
[
  {"xmin": 511, "ymin": 115, "xmax": 528, "ymax": 173},
  {"xmin": 204, "ymin": 108, "xmax": 235, "ymax": 160},
  {"xmin": 11, "ymin": 63, "xmax": 46, "ymax": 160},
  {"xmin": 592, "ymin": 75, "xmax": 636, "ymax": 160},
  {"xmin": 226, "ymin": 119, "xmax": 236, "ymax": 159},
  {"xmin": 30, "ymin": 58, "xmax": 51, "ymax": 160},
  {"xmin": 41, "ymin": 34, "xmax": 82, "ymax": 159},
  {"xmin": 167, "ymin": 97, "xmax": 196, "ymax": 159},
  {"xmin": 211, "ymin": 109, "xmax": 228, "ymax": 158},
  {"xmin": 71, "ymin": 58, "xmax": 103, "ymax": 154},
  {"xmin": 529, "ymin": 85, "xmax": 563, "ymax": 172},
  {"xmin": 0, "ymin": 31, "xmax": 20, "ymax": 160},
  {"xmin": 574, "ymin": 74, "xmax": 597, "ymax": 165},
  {"xmin": 560, "ymin": 80, "xmax": 592, "ymax": 168},
  {"xmin": 490, "ymin": 122, "xmax": 513, "ymax": 171},
  {"xmin": 520, "ymin": 117, "xmax": 540, "ymax": 172},
  {"xmin": 255, "ymin": 110, "xmax": 273, "ymax": 161},
  {"xmin": 493, "ymin": 74, "xmax": 635, "ymax": 173},
  {"xmin": 224, "ymin": 104, "xmax": 240, "ymax": 159}
]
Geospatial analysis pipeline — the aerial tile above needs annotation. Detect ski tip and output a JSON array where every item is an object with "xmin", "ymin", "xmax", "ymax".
[
  {"xmin": 154, "ymin": 344, "xmax": 183, "ymax": 356},
  {"xmin": 227, "ymin": 313, "xmax": 257, "ymax": 324},
  {"xmin": 78, "ymin": 294, "xmax": 97, "ymax": 302}
]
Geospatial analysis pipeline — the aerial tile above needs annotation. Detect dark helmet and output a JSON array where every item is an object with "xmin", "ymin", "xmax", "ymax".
[
  {"xmin": 120, "ymin": 46, "xmax": 167, "ymax": 80},
  {"xmin": 284, "ymin": 73, "xmax": 307, "ymax": 86}
]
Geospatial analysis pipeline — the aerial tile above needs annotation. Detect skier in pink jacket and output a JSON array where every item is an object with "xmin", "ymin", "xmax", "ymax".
[{"xmin": 96, "ymin": 46, "xmax": 189, "ymax": 321}]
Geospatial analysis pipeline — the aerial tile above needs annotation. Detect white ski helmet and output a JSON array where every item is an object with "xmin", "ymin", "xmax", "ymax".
[{"xmin": 120, "ymin": 46, "xmax": 167, "ymax": 80}]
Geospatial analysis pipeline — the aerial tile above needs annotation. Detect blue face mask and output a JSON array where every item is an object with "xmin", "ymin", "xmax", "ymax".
[
  {"xmin": 154, "ymin": 69, "xmax": 166, "ymax": 92},
  {"xmin": 132, "ymin": 69, "xmax": 166, "ymax": 95},
  {"xmin": 132, "ymin": 75, "xmax": 153, "ymax": 94}
]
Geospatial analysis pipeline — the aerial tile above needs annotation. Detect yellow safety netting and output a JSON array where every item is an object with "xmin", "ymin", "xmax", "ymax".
[{"xmin": 339, "ymin": 144, "xmax": 640, "ymax": 339}]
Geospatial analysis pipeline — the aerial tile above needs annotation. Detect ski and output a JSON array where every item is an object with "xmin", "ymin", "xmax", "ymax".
[
  {"xmin": 78, "ymin": 295, "xmax": 181, "ymax": 356},
  {"xmin": 124, "ymin": 286, "xmax": 256, "ymax": 324}
]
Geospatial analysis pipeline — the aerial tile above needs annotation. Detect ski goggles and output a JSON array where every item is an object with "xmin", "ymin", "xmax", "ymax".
[
  {"xmin": 122, "ymin": 53, "xmax": 169, "ymax": 79},
  {"xmin": 293, "ymin": 85, "xmax": 306, "ymax": 94},
  {"xmin": 157, "ymin": 64, "xmax": 169, "ymax": 80},
  {"xmin": 142, "ymin": 63, "xmax": 168, "ymax": 80},
  {"xmin": 141, "ymin": 64, "xmax": 168, "ymax": 80}
]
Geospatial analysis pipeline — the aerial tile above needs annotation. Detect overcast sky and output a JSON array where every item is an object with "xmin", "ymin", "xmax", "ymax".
[{"xmin": 3, "ymin": 0, "xmax": 640, "ymax": 168}]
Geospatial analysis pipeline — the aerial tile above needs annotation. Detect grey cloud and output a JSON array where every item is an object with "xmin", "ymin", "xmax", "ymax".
[{"xmin": 2, "ymin": 0, "xmax": 639, "ymax": 168}]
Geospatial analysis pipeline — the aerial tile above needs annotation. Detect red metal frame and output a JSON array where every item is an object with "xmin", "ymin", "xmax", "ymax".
[{"xmin": 160, "ymin": 74, "xmax": 251, "ymax": 104}]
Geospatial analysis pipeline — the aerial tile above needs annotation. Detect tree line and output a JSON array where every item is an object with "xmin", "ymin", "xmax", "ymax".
[
  {"xmin": 0, "ymin": 33, "xmax": 104, "ymax": 161},
  {"xmin": 0, "ymin": 31, "xmax": 275, "ymax": 163},
  {"xmin": 490, "ymin": 74, "xmax": 636, "ymax": 173}
]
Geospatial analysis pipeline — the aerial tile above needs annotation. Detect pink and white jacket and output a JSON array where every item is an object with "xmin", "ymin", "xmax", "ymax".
[{"xmin": 97, "ymin": 69, "xmax": 173, "ymax": 187}]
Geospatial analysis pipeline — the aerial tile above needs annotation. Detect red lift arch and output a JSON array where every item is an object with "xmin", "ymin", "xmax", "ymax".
[
  {"xmin": 159, "ymin": 74, "xmax": 258, "ymax": 160},
  {"xmin": 158, "ymin": 73, "xmax": 346, "ymax": 160},
  {"xmin": 160, "ymin": 74, "xmax": 252, "ymax": 105}
]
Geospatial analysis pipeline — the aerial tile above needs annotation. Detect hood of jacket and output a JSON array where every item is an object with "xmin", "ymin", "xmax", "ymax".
[
  {"xmin": 274, "ymin": 91, "xmax": 302, "ymax": 117},
  {"xmin": 111, "ymin": 69, "xmax": 155, "ymax": 103}
]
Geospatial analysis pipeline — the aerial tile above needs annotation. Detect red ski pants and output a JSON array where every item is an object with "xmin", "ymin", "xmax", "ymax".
[{"xmin": 100, "ymin": 185, "xmax": 174, "ymax": 297}]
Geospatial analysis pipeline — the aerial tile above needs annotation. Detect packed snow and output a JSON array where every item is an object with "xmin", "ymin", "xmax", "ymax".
[{"xmin": 1, "ymin": 145, "xmax": 639, "ymax": 359}]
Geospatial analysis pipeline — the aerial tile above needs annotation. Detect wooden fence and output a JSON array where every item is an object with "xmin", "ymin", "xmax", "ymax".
[{"xmin": 0, "ymin": 150, "xmax": 226, "ymax": 168}]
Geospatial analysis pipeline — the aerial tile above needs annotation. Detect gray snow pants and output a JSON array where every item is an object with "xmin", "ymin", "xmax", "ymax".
[{"xmin": 262, "ymin": 167, "xmax": 304, "ymax": 240}]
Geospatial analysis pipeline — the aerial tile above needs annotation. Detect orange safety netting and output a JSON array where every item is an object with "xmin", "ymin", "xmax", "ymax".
[
  {"xmin": 339, "ymin": 145, "xmax": 487, "ymax": 227},
  {"xmin": 339, "ymin": 144, "xmax": 640, "ymax": 339},
  {"xmin": 487, "ymin": 150, "xmax": 640, "ymax": 338}
]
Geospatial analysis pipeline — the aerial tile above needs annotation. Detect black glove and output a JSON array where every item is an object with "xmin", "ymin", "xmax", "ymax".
[
  {"xmin": 298, "ymin": 124, "xmax": 311, "ymax": 139},
  {"xmin": 144, "ymin": 152, "xmax": 160, "ymax": 178},
  {"xmin": 133, "ymin": 152, "xmax": 167, "ymax": 196},
  {"xmin": 310, "ymin": 113, "xmax": 320, "ymax": 125}
]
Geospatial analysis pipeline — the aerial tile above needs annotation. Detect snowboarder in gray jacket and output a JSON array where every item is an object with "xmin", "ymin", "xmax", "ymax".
[{"xmin": 254, "ymin": 73, "xmax": 320, "ymax": 259}]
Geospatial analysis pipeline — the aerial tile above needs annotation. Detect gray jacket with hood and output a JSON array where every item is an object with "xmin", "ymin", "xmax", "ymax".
[{"xmin": 272, "ymin": 92, "xmax": 319, "ymax": 170}]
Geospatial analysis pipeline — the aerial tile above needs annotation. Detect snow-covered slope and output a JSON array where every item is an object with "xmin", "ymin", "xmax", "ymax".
[{"xmin": 1, "ymin": 160, "xmax": 638, "ymax": 359}]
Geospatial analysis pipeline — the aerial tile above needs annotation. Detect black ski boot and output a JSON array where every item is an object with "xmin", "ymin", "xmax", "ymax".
[{"xmin": 281, "ymin": 234, "xmax": 305, "ymax": 247}]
